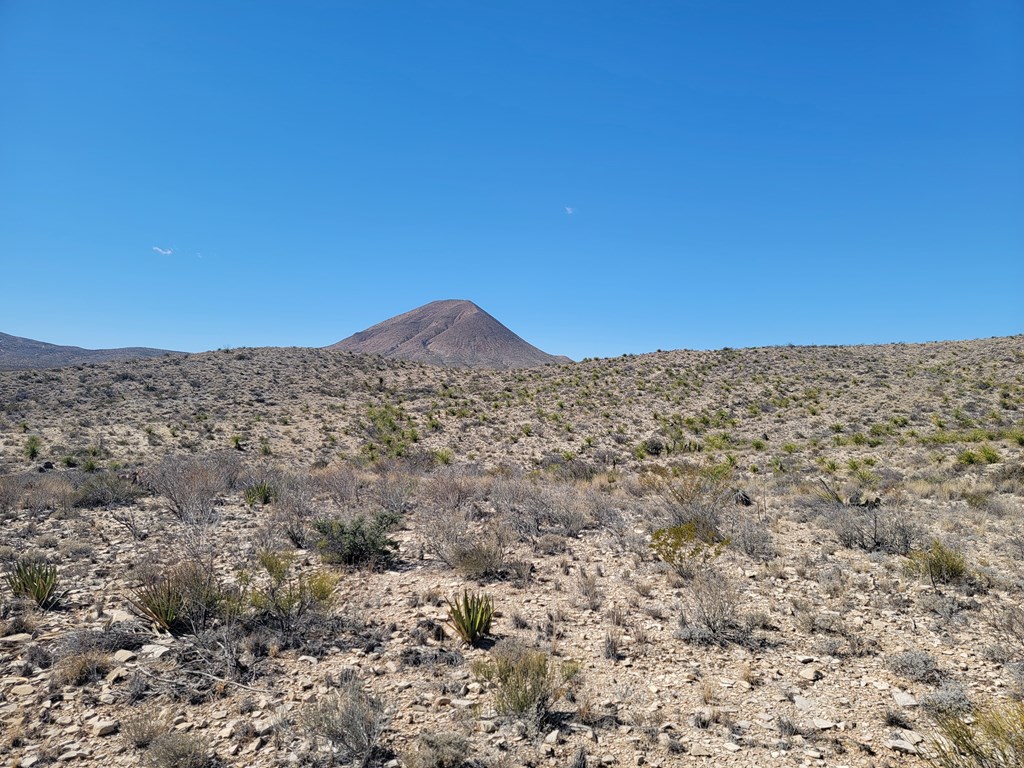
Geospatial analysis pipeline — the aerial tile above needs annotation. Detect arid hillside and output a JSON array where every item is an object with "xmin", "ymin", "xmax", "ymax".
[{"xmin": 0, "ymin": 335, "xmax": 1022, "ymax": 768}]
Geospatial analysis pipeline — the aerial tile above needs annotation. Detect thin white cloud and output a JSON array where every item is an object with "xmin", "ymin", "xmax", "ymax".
[
  {"xmin": 564, "ymin": 207, "xmax": 574, "ymax": 215},
  {"xmin": 152, "ymin": 246, "xmax": 173, "ymax": 256}
]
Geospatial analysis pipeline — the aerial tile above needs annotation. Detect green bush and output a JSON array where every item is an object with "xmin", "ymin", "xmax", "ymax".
[
  {"xmin": 314, "ymin": 511, "xmax": 399, "ymax": 568},
  {"xmin": 446, "ymin": 590, "xmax": 494, "ymax": 646},
  {"xmin": 906, "ymin": 540, "xmax": 968, "ymax": 586},
  {"xmin": 249, "ymin": 550, "xmax": 336, "ymax": 640},
  {"xmin": 5, "ymin": 559, "xmax": 62, "ymax": 610},
  {"xmin": 650, "ymin": 522, "xmax": 729, "ymax": 578}
]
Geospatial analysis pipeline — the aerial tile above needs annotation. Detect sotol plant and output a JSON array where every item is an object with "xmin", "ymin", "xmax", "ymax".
[
  {"xmin": 446, "ymin": 590, "xmax": 494, "ymax": 645},
  {"xmin": 6, "ymin": 559, "xmax": 62, "ymax": 610}
]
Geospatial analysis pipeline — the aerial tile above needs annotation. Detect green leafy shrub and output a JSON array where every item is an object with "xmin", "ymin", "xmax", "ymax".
[
  {"xmin": 906, "ymin": 540, "xmax": 968, "ymax": 586},
  {"xmin": 446, "ymin": 590, "xmax": 494, "ymax": 645},
  {"xmin": 5, "ymin": 559, "xmax": 62, "ymax": 610},
  {"xmin": 650, "ymin": 522, "xmax": 729, "ymax": 578},
  {"xmin": 314, "ymin": 511, "xmax": 399, "ymax": 568},
  {"xmin": 249, "ymin": 549, "xmax": 336, "ymax": 640}
]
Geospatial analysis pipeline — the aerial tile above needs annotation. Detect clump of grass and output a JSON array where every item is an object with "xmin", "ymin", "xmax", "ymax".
[
  {"xmin": 5, "ymin": 559, "xmax": 62, "ymax": 610},
  {"xmin": 144, "ymin": 732, "xmax": 214, "ymax": 768},
  {"xmin": 445, "ymin": 590, "xmax": 494, "ymax": 646},
  {"xmin": 930, "ymin": 700, "xmax": 1024, "ymax": 768},
  {"xmin": 52, "ymin": 650, "xmax": 112, "ymax": 687}
]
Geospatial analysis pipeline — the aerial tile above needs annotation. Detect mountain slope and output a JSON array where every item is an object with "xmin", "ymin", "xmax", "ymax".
[
  {"xmin": 0, "ymin": 332, "xmax": 178, "ymax": 370},
  {"xmin": 327, "ymin": 299, "xmax": 571, "ymax": 369}
]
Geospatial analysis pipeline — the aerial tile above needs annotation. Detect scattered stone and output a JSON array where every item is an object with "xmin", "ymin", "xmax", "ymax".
[
  {"xmin": 112, "ymin": 650, "xmax": 136, "ymax": 663},
  {"xmin": 892, "ymin": 690, "xmax": 917, "ymax": 708},
  {"xmin": 92, "ymin": 720, "xmax": 118, "ymax": 737}
]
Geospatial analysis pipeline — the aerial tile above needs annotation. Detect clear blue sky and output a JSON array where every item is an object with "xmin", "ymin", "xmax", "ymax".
[{"xmin": 1, "ymin": 1, "xmax": 1021, "ymax": 359}]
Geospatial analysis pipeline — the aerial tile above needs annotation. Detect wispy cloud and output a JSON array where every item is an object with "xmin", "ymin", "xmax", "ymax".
[
  {"xmin": 152, "ymin": 246, "xmax": 173, "ymax": 256},
  {"xmin": 564, "ymin": 206, "xmax": 574, "ymax": 215}
]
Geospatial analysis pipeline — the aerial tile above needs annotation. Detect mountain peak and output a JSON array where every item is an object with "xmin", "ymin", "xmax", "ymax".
[{"xmin": 327, "ymin": 300, "xmax": 570, "ymax": 369}]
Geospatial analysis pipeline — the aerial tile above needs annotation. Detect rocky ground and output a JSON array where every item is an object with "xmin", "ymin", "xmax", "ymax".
[{"xmin": 0, "ymin": 336, "xmax": 1022, "ymax": 767}]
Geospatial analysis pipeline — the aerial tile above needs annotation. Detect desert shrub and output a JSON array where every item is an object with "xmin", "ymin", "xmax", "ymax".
[
  {"xmin": 726, "ymin": 516, "xmax": 777, "ymax": 561},
  {"xmin": 70, "ymin": 471, "xmax": 145, "ymax": 509},
  {"xmin": 930, "ymin": 700, "xmax": 1024, "ymax": 768},
  {"xmin": 424, "ymin": 467, "xmax": 478, "ymax": 511},
  {"xmin": 52, "ymin": 650, "xmax": 112, "ymax": 687},
  {"xmin": 446, "ymin": 590, "xmax": 494, "ymax": 646},
  {"xmin": 314, "ymin": 511, "xmax": 399, "ymax": 568},
  {"xmin": 886, "ymin": 650, "xmax": 942, "ymax": 683},
  {"xmin": 677, "ymin": 570, "xmax": 747, "ymax": 645},
  {"xmin": 5, "ymin": 559, "xmax": 62, "ymax": 610},
  {"xmin": 827, "ymin": 504, "xmax": 919, "ymax": 555},
  {"xmin": 361, "ymin": 403, "xmax": 419, "ymax": 460},
  {"xmin": 473, "ymin": 641, "xmax": 577, "ymax": 725},
  {"xmin": 405, "ymin": 731, "xmax": 471, "ymax": 768},
  {"xmin": 0, "ymin": 475, "xmax": 21, "ymax": 514},
  {"xmin": 320, "ymin": 464, "xmax": 361, "ymax": 508},
  {"xmin": 249, "ymin": 549, "xmax": 336, "ymax": 641},
  {"xmin": 921, "ymin": 683, "xmax": 973, "ymax": 717},
  {"xmin": 375, "ymin": 470, "xmax": 415, "ymax": 516},
  {"xmin": 650, "ymin": 522, "xmax": 729, "ymax": 579},
  {"xmin": 301, "ymin": 679, "xmax": 388, "ymax": 768},
  {"xmin": 272, "ymin": 472, "xmax": 319, "ymax": 548},
  {"xmin": 906, "ymin": 540, "xmax": 968, "ymax": 586},
  {"xmin": 144, "ymin": 732, "xmax": 214, "ymax": 768},
  {"xmin": 144, "ymin": 455, "xmax": 230, "ymax": 526}
]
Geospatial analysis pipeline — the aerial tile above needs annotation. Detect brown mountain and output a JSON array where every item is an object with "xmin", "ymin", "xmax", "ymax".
[
  {"xmin": 327, "ymin": 299, "xmax": 572, "ymax": 369},
  {"xmin": 0, "ymin": 331, "xmax": 179, "ymax": 371}
]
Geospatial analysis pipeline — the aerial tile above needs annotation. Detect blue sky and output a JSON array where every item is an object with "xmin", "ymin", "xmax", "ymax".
[{"xmin": 1, "ymin": 1, "xmax": 1021, "ymax": 359}]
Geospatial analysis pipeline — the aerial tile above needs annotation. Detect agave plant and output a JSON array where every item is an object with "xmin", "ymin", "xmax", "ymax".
[
  {"xmin": 5, "ymin": 559, "xmax": 62, "ymax": 610},
  {"xmin": 445, "ymin": 590, "xmax": 494, "ymax": 646}
]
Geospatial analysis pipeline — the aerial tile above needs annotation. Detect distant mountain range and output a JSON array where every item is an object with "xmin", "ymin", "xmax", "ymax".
[
  {"xmin": 327, "ymin": 299, "xmax": 571, "ymax": 369},
  {"xmin": 1, "ymin": 300, "xmax": 570, "ymax": 371},
  {"xmin": 0, "ymin": 332, "xmax": 177, "ymax": 371}
]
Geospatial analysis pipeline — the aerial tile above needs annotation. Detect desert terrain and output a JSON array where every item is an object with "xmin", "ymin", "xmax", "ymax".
[{"xmin": 1, "ymin": 335, "xmax": 1022, "ymax": 768}]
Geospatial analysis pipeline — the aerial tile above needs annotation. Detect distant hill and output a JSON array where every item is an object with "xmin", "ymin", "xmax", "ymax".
[
  {"xmin": 327, "ymin": 299, "xmax": 572, "ymax": 369},
  {"xmin": 0, "ymin": 332, "xmax": 179, "ymax": 370}
]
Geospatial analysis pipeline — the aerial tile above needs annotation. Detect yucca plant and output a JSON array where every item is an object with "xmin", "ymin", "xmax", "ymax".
[
  {"xmin": 445, "ymin": 590, "xmax": 494, "ymax": 646},
  {"xmin": 6, "ymin": 560, "xmax": 62, "ymax": 610}
]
